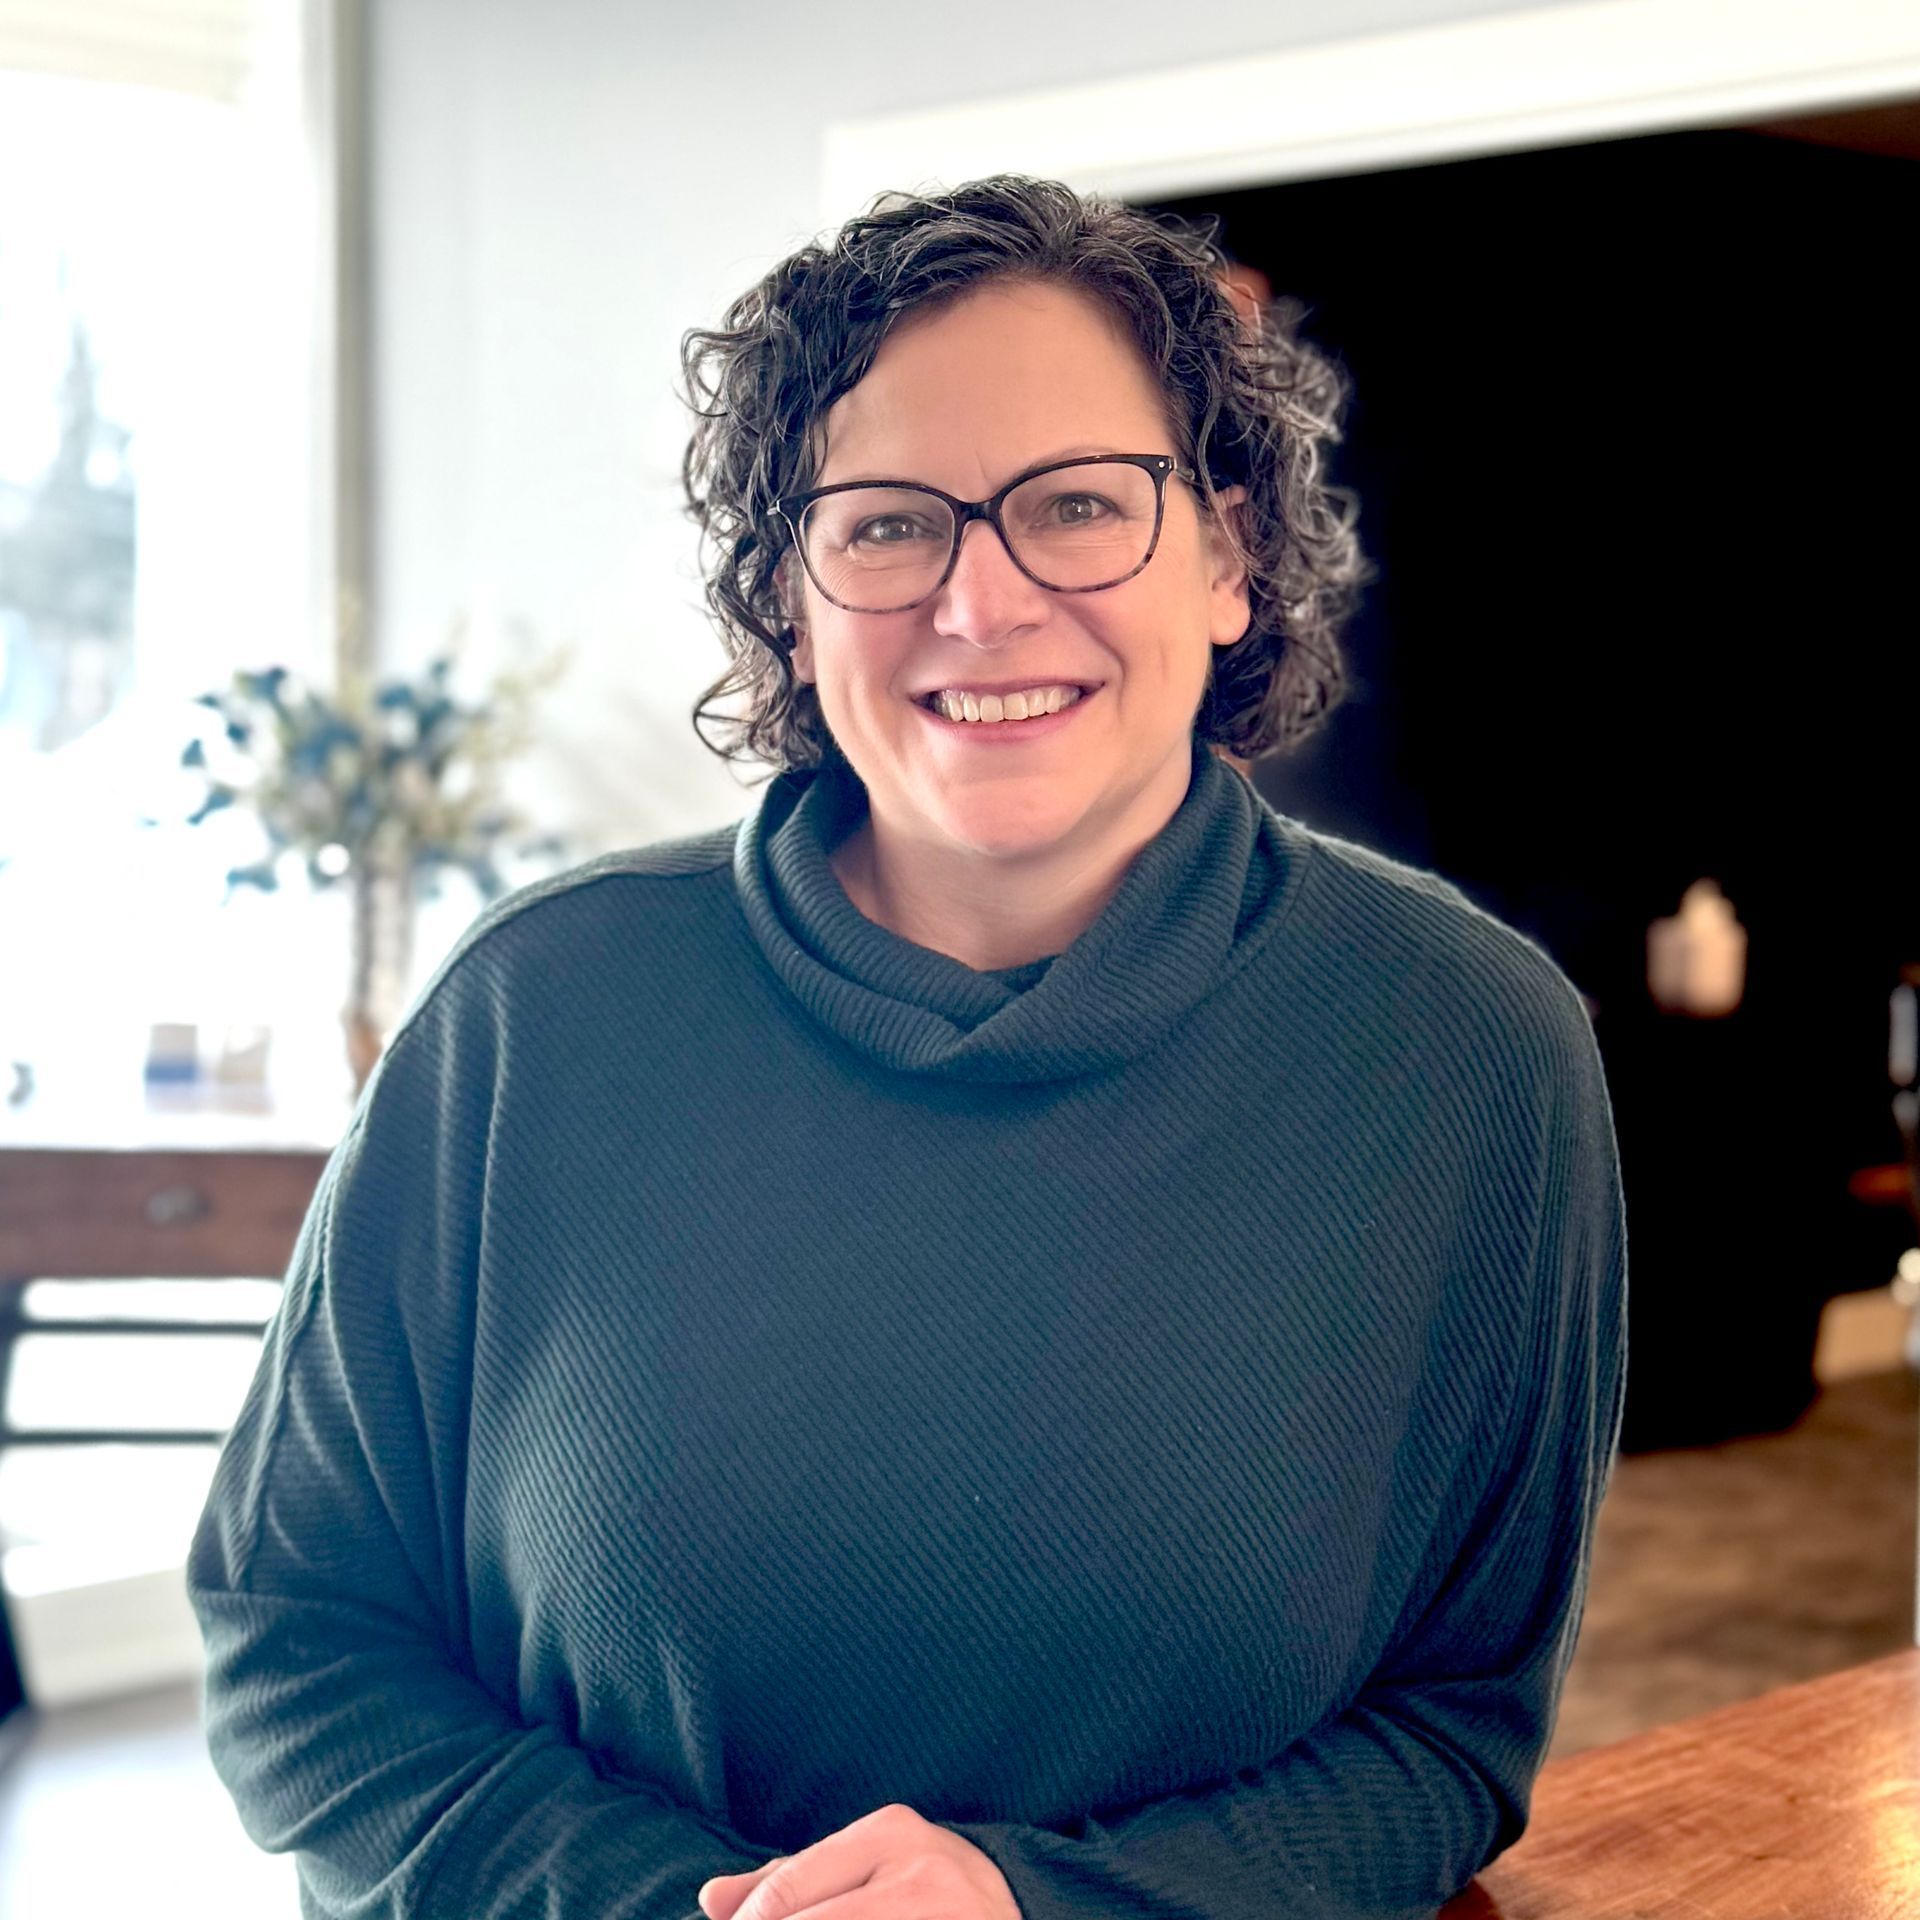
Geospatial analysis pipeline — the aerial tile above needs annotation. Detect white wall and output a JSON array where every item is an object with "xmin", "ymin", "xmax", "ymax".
[{"xmin": 366, "ymin": 0, "xmax": 1590, "ymax": 856}]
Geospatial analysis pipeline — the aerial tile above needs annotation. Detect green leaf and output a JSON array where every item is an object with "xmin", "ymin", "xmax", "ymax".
[{"xmin": 186, "ymin": 787, "xmax": 237, "ymax": 827}]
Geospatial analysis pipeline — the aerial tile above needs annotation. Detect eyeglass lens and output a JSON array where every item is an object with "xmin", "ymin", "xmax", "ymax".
[{"xmin": 798, "ymin": 460, "xmax": 1160, "ymax": 612}]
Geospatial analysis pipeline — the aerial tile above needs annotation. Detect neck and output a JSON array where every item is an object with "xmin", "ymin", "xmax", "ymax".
[{"xmin": 830, "ymin": 753, "xmax": 1196, "ymax": 972}]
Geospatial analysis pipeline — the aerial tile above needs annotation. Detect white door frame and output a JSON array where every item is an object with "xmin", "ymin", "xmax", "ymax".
[{"xmin": 821, "ymin": 0, "xmax": 1920, "ymax": 218}]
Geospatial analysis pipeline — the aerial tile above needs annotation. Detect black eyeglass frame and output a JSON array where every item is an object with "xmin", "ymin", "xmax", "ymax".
[{"xmin": 778, "ymin": 452, "xmax": 1203, "ymax": 614}]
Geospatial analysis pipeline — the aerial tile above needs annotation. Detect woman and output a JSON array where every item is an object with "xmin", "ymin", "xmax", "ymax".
[{"xmin": 191, "ymin": 176, "xmax": 1625, "ymax": 1920}]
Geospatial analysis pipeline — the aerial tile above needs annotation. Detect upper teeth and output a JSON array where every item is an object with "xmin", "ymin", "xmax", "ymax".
[{"xmin": 932, "ymin": 685, "xmax": 1084, "ymax": 723}]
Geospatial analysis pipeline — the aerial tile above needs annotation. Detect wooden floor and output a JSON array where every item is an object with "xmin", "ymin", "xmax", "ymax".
[
  {"xmin": 1551, "ymin": 1363, "xmax": 1919, "ymax": 1755},
  {"xmin": 1, "ymin": 1367, "xmax": 1914, "ymax": 1917}
]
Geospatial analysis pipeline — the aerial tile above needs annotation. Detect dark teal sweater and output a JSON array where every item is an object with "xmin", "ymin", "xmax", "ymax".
[{"xmin": 189, "ymin": 734, "xmax": 1626, "ymax": 1920}]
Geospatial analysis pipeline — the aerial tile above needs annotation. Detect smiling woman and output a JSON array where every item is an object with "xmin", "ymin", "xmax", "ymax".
[
  {"xmin": 188, "ymin": 176, "xmax": 1626, "ymax": 1920},
  {"xmin": 678, "ymin": 184, "xmax": 1365, "ymax": 971},
  {"xmin": 778, "ymin": 279, "xmax": 1256, "ymax": 969},
  {"xmin": 682, "ymin": 180, "xmax": 1363, "ymax": 771}
]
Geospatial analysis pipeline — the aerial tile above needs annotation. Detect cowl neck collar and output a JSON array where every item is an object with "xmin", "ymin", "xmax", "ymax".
[{"xmin": 732, "ymin": 734, "xmax": 1299, "ymax": 1085}]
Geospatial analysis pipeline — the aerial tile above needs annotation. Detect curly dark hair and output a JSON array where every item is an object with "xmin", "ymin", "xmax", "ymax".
[{"xmin": 679, "ymin": 174, "xmax": 1369, "ymax": 778}]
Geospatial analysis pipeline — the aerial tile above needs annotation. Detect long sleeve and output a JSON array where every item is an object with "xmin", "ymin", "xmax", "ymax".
[
  {"xmin": 939, "ymin": 992, "xmax": 1629, "ymax": 1920},
  {"xmin": 185, "ymin": 983, "xmax": 782, "ymax": 1920}
]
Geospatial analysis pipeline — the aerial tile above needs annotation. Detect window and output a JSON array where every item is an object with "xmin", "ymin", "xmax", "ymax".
[
  {"xmin": 0, "ymin": 1, "xmax": 337, "ymax": 1698},
  {"xmin": 0, "ymin": 6, "xmax": 335, "ymax": 1093}
]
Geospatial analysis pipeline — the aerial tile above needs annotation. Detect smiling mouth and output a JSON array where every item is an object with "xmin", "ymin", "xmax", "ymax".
[{"xmin": 913, "ymin": 685, "xmax": 1098, "ymax": 717}]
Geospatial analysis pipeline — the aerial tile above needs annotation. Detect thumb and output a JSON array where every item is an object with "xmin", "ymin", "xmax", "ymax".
[{"xmin": 698, "ymin": 1857, "xmax": 787, "ymax": 1920}]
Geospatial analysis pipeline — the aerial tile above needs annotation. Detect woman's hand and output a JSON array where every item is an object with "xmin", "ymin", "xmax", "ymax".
[{"xmin": 697, "ymin": 1803, "xmax": 1020, "ymax": 1920}]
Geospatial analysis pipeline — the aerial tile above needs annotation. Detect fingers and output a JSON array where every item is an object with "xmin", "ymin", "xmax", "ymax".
[
  {"xmin": 699, "ymin": 1857, "xmax": 786, "ymax": 1920},
  {"xmin": 705, "ymin": 1805, "xmax": 947, "ymax": 1920}
]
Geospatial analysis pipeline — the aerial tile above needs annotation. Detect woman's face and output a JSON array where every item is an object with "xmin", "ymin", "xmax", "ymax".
[{"xmin": 787, "ymin": 277, "xmax": 1250, "ymax": 879}]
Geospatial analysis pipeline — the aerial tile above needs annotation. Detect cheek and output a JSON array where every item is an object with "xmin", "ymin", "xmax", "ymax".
[
  {"xmin": 807, "ymin": 620, "xmax": 919, "ymax": 701},
  {"xmin": 1141, "ymin": 537, "xmax": 1219, "ymax": 635},
  {"xmin": 1125, "ymin": 577, "xmax": 1217, "ymax": 679}
]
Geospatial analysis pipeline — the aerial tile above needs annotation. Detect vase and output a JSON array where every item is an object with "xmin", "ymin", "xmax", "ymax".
[{"xmin": 343, "ymin": 858, "xmax": 416, "ymax": 1095}]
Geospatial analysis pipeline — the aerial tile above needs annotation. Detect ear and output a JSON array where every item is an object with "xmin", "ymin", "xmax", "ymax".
[
  {"xmin": 1205, "ymin": 482, "xmax": 1253, "ymax": 649},
  {"xmin": 775, "ymin": 551, "xmax": 814, "ymax": 685}
]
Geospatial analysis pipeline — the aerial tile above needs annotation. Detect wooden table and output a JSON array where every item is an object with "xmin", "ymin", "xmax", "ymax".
[
  {"xmin": 0, "ymin": 1081, "xmax": 344, "ymax": 1286},
  {"xmin": 1443, "ymin": 1650, "xmax": 1920, "ymax": 1918},
  {"xmin": 0, "ymin": 1139, "xmax": 333, "ymax": 1289},
  {"xmin": 0, "ymin": 1082, "xmax": 343, "ymax": 1450}
]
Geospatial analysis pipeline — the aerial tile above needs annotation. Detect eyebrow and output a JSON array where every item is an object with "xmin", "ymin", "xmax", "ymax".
[{"xmin": 814, "ymin": 444, "xmax": 1132, "ymax": 491}]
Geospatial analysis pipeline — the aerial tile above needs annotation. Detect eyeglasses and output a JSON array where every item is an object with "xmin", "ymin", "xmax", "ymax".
[{"xmin": 779, "ymin": 453, "xmax": 1201, "ymax": 615}]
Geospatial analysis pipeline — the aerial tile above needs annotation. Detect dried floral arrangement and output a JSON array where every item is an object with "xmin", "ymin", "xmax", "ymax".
[
  {"xmin": 180, "ymin": 640, "xmax": 569, "ymax": 903},
  {"xmin": 174, "ymin": 628, "xmax": 570, "ymax": 1086}
]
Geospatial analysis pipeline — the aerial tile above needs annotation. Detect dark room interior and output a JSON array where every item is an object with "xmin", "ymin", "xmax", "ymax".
[{"xmin": 1150, "ymin": 118, "xmax": 1919, "ymax": 1450}]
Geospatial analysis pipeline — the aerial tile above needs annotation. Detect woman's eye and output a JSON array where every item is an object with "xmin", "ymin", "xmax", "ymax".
[
  {"xmin": 1049, "ymin": 493, "xmax": 1112, "ymax": 524},
  {"xmin": 852, "ymin": 514, "xmax": 936, "ymax": 546}
]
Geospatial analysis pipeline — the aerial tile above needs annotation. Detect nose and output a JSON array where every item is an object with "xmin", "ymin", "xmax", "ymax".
[{"xmin": 928, "ymin": 513, "xmax": 1051, "ymax": 640}]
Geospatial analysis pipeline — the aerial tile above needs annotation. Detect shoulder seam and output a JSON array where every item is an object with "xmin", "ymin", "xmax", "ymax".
[
  {"xmin": 1291, "ymin": 818, "xmax": 1587, "ymax": 1002},
  {"xmin": 233, "ymin": 1123, "xmax": 367, "ymax": 1587},
  {"xmin": 378, "ymin": 831, "xmax": 738, "ymax": 1063}
]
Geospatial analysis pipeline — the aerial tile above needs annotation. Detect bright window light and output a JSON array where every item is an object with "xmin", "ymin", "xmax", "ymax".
[{"xmin": 0, "ymin": 41, "xmax": 334, "ymax": 1097}]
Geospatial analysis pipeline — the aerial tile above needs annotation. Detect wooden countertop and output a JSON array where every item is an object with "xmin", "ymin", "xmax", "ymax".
[{"xmin": 1443, "ymin": 1649, "xmax": 1920, "ymax": 1918}]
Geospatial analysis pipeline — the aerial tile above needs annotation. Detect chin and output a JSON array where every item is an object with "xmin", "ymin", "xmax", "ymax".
[{"xmin": 925, "ymin": 794, "xmax": 1098, "ymax": 858}]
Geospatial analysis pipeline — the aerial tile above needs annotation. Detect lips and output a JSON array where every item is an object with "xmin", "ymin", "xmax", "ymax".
[
  {"xmin": 912, "ymin": 683, "xmax": 1098, "ymax": 710},
  {"xmin": 915, "ymin": 683, "xmax": 1098, "ymax": 735}
]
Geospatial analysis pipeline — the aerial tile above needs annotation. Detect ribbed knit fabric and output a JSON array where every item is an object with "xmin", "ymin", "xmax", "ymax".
[{"xmin": 188, "ymin": 732, "xmax": 1627, "ymax": 1920}]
